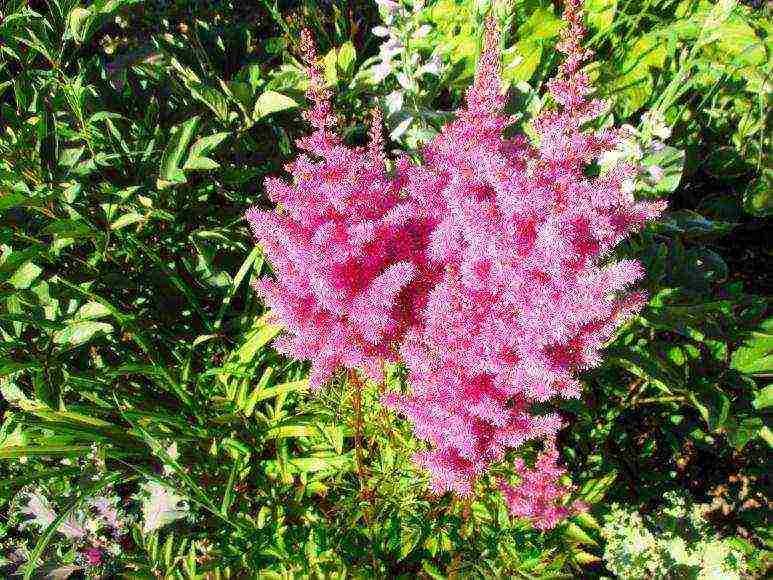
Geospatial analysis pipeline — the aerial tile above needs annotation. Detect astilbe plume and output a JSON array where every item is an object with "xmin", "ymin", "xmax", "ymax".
[
  {"xmin": 246, "ymin": 30, "xmax": 439, "ymax": 389},
  {"xmin": 246, "ymin": 1, "xmax": 664, "ymax": 529}
]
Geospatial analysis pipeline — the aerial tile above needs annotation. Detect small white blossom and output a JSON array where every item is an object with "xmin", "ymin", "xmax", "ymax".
[
  {"xmin": 140, "ymin": 480, "xmax": 189, "ymax": 534},
  {"xmin": 413, "ymin": 24, "xmax": 432, "ymax": 39},
  {"xmin": 647, "ymin": 165, "xmax": 665, "ymax": 184},
  {"xmin": 372, "ymin": 25, "xmax": 391, "ymax": 38}
]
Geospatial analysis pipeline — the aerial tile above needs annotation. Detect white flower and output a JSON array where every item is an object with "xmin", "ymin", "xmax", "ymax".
[
  {"xmin": 418, "ymin": 57, "xmax": 441, "ymax": 76},
  {"xmin": 621, "ymin": 178, "xmax": 636, "ymax": 195},
  {"xmin": 413, "ymin": 24, "xmax": 432, "ymax": 39},
  {"xmin": 647, "ymin": 165, "xmax": 665, "ymax": 184},
  {"xmin": 650, "ymin": 140, "xmax": 666, "ymax": 152},
  {"xmin": 91, "ymin": 495, "xmax": 123, "ymax": 530},
  {"xmin": 390, "ymin": 116, "xmax": 414, "ymax": 140},
  {"xmin": 372, "ymin": 61, "xmax": 393, "ymax": 83},
  {"xmin": 385, "ymin": 91, "xmax": 404, "ymax": 116},
  {"xmin": 653, "ymin": 124, "xmax": 672, "ymax": 140},
  {"xmin": 19, "ymin": 490, "xmax": 87, "ymax": 540},
  {"xmin": 140, "ymin": 480, "xmax": 188, "ymax": 534},
  {"xmin": 396, "ymin": 72, "xmax": 414, "ymax": 90},
  {"xmin": 381, "ymin": 37, "xmax": 403, "ymax": 58},
  {"xmin": 376, "ymin": 0, "xmax": 399, "ymax": 13},
  {"xmin": 599, "ymin": 149, "xmax": 625, "ymax": 166},
  {"xmin": 372, "ymin": 25, "xmax": 391, "ymax": 38},
  {"xmin": 19, "ymin": 491, "xmax": 57, "ymax": 531}
]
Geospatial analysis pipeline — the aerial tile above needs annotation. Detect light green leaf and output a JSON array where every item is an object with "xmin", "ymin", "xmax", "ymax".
[
  {"xmin": 639, "ymin": 146, "xmax": 685, "ymax": 196},
  {"xmin": 752, "ymin": 385, "xmax": 773, "ymax": 411},
  {"xmin": 743, "ymin": 171, "xmax": 772, "ymax": 217},
  {"xmin": 9, "ymin": 262, "xmax": 42, "ymax": 289},
  {"xmin": 184, "ymin": 132, "xmax": 229, "ymax": 171},
  {"xmin": 75, "ymin": 302, "xmax": 112, "ymax": 321},
  {"xmin": 503, "ymin": 40, "xmax": 542, "ymax": 83},
  {"xmin": 110, "ymin": 212, "xmax": 145, "ymax": 230},
  {"xmin": 158, "ymin": 116, "xmax": 200, "ymax": 189},
  {"xmin": 731, "ymin": 319, "xmax": 773, "ymax": 376},
  {"xmin": 254, "ymin": 91, "xmax": 298, "ymax": 120},
  {"xmin": 53, "ymin": 321, "xmax": 113, "ymax": 346},
  {"xmin": 337, "ymin": 42, "xmax": 357, "ymax": 76},
  {"xmin": 324, "ymin": 48, "xmax": 338, "ymax": 85},
  {"xmin": 586, "ymin": 0, "xmax": 617, "ymax": 32},
  {"xmin": 68, "ymin": 7, "xmax": 92, "ymax": 44}
]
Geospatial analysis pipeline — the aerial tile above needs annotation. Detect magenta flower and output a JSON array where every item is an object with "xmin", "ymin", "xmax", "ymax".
[{"xmin": 246, "ymin": 1, "xmax": 664, "ymax": 529}]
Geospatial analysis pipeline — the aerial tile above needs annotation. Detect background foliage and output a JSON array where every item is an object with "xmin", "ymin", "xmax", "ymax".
[{"xmin": 0, "ymin": 0, "xmax": 770, "ymax": 577}]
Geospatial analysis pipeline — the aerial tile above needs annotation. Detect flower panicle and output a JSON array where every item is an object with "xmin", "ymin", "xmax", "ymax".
[{"xmin": 246, "ymin": 1, "xmax": 664, "ymax": 530}]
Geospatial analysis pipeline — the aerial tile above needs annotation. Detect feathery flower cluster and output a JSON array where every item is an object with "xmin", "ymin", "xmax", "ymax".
[{"xmin": 246, "ymin": 1, "xmax": 665, "ymax": 529}]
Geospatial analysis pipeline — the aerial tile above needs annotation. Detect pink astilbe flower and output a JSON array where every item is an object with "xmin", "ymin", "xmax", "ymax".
[
  {"xmin": 246, "ymin": 31, "xmax": 439, "ymax": 389},
  {"xmin": 247, "ymin": 1, "xmax": 664, "ymax": 529},
  {"xmin": 499, "ymin": 441, "xmax": 588, "ymax": 531}
]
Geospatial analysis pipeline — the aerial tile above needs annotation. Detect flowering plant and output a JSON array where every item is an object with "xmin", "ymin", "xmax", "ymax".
[
  {"xmin": 370, "ymin": 0, "xmax": 448, "ymax": 146},
  {"xmin": 247, "ymin": 0, "xmax": 664, "ymax": 530}
]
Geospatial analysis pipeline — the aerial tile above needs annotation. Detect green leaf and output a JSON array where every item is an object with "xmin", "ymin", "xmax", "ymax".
[
  {"xmin": 579, "ymin": 471, "xmax": 617, "ymax": 503},
  {"xmin": 190, "ymin": 84, "xmax": 231, "ymax": 122},
  {"xmin": 110, "ymin": 212, "xmax": 145, "ymax": 230},
  {"xmin": 53, "ymin": 321, "xmax": 113, "ymax": 346},
  {"xmin": 0, "ymin": 445, "xmax": 92, "ymax": 459},
  {"xmin": 564, "ymin": 522, "xmax": 598, "ymax": 546},
  {"xmin": 183, "ymin": 132, "xmax": 229, "ymax": 171},
  {"xmin": 231, "ymin": 314, "xmax": 282, "ymax": 365},
  {"xmin": 586, "ymin": 0, "xmax": 617, "ymax": 32},
  {"xmin": 324, "ymin": 48, "xmax": 339, "ymax": 85},
  {"xmin": 263, "ymin": 451, "xmax": 354, "ymax": 475},
  {"xmin": 75, "ymin": 301, "xmax": 112, "ymax": 320},
  {"xmin": 9, "ymin": 261, "xmax": 42, "ymax": 289},
  {"xmin": 726, "ymin": 416, "xmax": 765, "ymax": 451},
  {"xmin": 254, "ymin": 91, "xmax": 298, "ymax": 120},
  {"xmin": 41, "ymin": 219, "xmax": 95, "ymax": 239},
  {"xmin": 639, "ymin": 146, "xmax": 685, "ymax": 196},
  {"xmin": 68, "ymin": 7, "xmax": 93, "ymax": 44},
  {"xmin": 657, "ymin": 210, "xmax": 735, "ymax": 238},
  {"xmin": 158, "ymin": 116, "xmax": 200, "ymax": 189},
  {"xmin": 752, "ymin": 385, "xmax": 773, "ymax": 411},
  {"xmin": 0, "ymin": 193, "xmax": 28, "ymax": 211},
  {"xmin": 743, "ymin": 170, "xmax": 772, "ymax": 217},
  {"xmin": 688, "ymin": 386, "xmax": 730, "ymax": 432},
  {"xmin": 337, "ymin": 42, "xmax": 357, "ymax": 77},
  {"xmin": 502, "ymin": 40, "xmax": 542, "ymax": 83},
  {"xmin": 520, "ymin": 8, "xmax": 563, "ymax": 40},
  {"xmin": 731, "ymin": 319, "xmax": 773, "ymax": 376}
]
